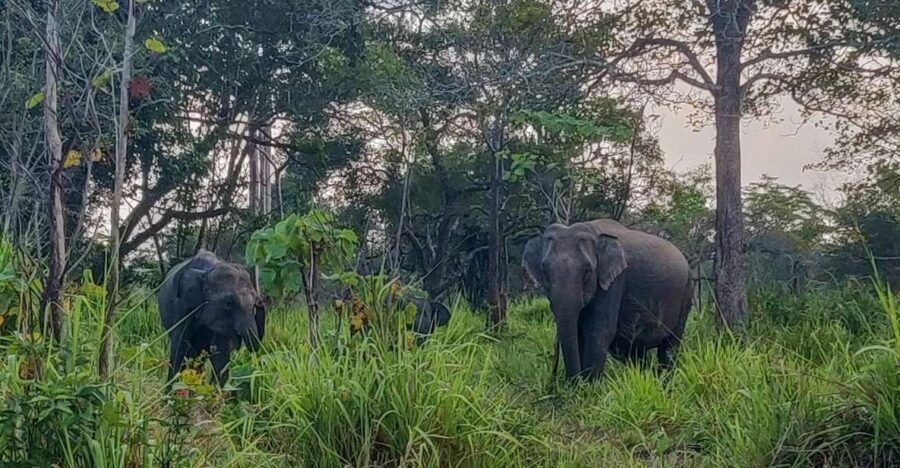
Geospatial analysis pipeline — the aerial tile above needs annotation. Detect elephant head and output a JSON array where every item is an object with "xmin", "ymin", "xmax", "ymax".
[
  {"xmin": 523, "ymin": 223, "xmax": 627, "ymax": 377},
  {"xmin": 179, "ymin": 263, "xmax": 265, "ymax": 352},
  {"xmin": 409, "ymin": 297, "xmax": 452, "ymax": 343}
]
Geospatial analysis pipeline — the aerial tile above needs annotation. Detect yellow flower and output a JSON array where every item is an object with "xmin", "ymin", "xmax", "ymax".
[
  {"xmin": 179, "ymin": 368, "xmax": 204, "ymax": 387},
  {"xmin": 350, "ymin": 314, "xmax": 365, "ymax": 332}
]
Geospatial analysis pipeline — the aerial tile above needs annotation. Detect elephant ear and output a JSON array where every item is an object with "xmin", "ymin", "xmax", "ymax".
[
  {"xmin": 596, "ymin": 233, "xmax": 627, "ymax": 291},
  {"xmin": 177, "ymin": 267, "xmax": 209, "ymax": 313},
  {"xmin": 522, "ymin": 236, "xmax": 547, "ymax": 290},
  {"xmin": 431, "ymin": 302, "xmax": 451, "ymax": 327}
]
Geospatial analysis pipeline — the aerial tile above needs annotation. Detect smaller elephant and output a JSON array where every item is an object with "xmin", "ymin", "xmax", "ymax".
[
  {"xmin": 158, "ymin": 249, "xmax": 266, "ymax": 385},
  {"xmin": 409, "ymin": 296, "xmax": 452, "ymax": 344}
]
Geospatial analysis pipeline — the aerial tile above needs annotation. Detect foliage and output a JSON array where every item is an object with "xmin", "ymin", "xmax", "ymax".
[
  {"xmin": 0, "ymin": 239, "xmax": 25, "ymax": 323},
  {"xmin": 245, "ymin": 211, "xmax": 358, "ymax": 300},
  {"xmin": 744, "ymin": 175, "xmax": 829, "ymax": 250},
  {"xmin": 0, "ymin": 277, "xmax": 897, "ymax": 466}
]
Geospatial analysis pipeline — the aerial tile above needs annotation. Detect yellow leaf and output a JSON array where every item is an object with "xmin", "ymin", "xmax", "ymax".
[
  {"xmin": 63, "ymin": 150, "xmax": 82, "ymax": 169},
  {"xmin": 91, "ymin": 148, "xmax": 103, "ymax": 162},
  {"xmin": 144, "ymin": 38, "xmax": 167, "ymax": 54},
  {"xmin": 0, "ymin": 315, "xmax": 5, "ymax": 327},
  {"xmin": 92, "ymin": 0, "xmax": 119, "ymax": 14},
  {"xmin": 25, "ymin": 92, "xmax": 45, "ymax": 110}
]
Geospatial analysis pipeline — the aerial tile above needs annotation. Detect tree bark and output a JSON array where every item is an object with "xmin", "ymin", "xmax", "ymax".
[
  {"xmin": 260, "ymin": 124, "xmax": 273, "ymax": 214},
  {"xmin": 41, "ymin": 0, "xmax": 66, "ymax": 342},
  {"xmin": 710, "ymin": 1, "xmax": 751, "ymax": 331},
  {"xmin": 100, "ymin": 0, "xmax": 136, "ymax": 379},
  {"xmin": 487, "ymin": 127, "xmax": 507, "ymax": 328},
  {"xmin": 303, "ymin": 248, "xmax": 321, "ymax": 350},
  {"xmin": 249, "ymin": 125, "xmax": 260, "ymax": 213}
]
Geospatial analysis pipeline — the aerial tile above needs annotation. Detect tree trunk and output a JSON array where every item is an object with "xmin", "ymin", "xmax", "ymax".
[
  {"xmin": 303, "ymin": 248, "xmax": 321, "ymax": 350},
  {"xmin": 260, "ymin": 125, "xmax": 272, "ymax": 214},
  {"xmin": 249, "ymin": 125, "xmax": 259, "ymax": 213},
  {"xmin": 487, "ymin": 139, "xmax": 506, "ymax": 327},
  {"xmin": 41, "ymin": 0, "xmax": 66, "ymax": 342},
  {"xmin": 711, "ymin": 6, "xmax": 749, "ymax": 331},
  {"xmin": 99, "ymin": 0, "xmax": 135, "ymax": 379}
]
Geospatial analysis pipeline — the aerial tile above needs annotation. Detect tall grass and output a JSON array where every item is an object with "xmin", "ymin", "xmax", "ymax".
[{"xmin": 0, "ymin": 275, "xmax": 898, "ymax": 466}]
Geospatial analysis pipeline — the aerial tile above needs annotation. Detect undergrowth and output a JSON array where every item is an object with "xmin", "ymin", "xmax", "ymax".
[{"xmin": 0, "ymin": 278, "xmax": 898, "ymax": 467}]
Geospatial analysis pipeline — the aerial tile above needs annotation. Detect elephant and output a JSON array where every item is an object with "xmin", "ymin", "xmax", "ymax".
[
  {"xmin": 523, "ymin": 219, "xmax": 692, "ymax": 381},
  {"xmin": 409, "ymin": 296, "xmax": 452, "ymax": 344},
  {"xmin": 158, "ymin": 249, "xmax": 266, "ymax": 385}
]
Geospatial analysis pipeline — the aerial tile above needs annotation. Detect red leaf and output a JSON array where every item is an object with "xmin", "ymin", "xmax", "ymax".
[{"xmin": 129, "ymin": 76, "xmax": 151, "ymax": 99}]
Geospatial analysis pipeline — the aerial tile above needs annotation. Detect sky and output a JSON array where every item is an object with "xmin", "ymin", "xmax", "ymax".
[{"xmin": 653, "ymin": 97, "xmax": 851, "ymax": 206}]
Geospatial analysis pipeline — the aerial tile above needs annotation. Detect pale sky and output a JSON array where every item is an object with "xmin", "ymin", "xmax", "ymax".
[{"xmin": 654, "ymin": 98, "xmax": 850, "ymax": 206}]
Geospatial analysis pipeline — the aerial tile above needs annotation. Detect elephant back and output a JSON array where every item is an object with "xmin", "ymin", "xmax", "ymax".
[{"xmin": 158, "ymin": 250, "xmax": 222, "ymax": 329}]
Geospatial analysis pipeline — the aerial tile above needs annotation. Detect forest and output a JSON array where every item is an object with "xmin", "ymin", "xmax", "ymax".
[{"xmin": 0, "ymin": 0, "xmax": 899, "ymax": 466}]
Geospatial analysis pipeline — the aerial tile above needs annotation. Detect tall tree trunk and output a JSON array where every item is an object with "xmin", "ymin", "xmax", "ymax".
[
  {"xmin": 260, "ymin": 124, "xmax": 272, "ymax": 214},
  {"xmin": 99, "ymin": 0, "xmax": 135, "ymax": 379},
  {"xmin": 41, "ymin": 0, "xmax": 66, "ymax": 342},
  {"xmin": 303, "ymin": 248, "xmax": 321, "ymax": 350},
  {"xmin": 487, "ymin": 139, "xmax": 506, "ymax": 327},
  {"xmin": 711, "ymin": 3, "xmax": 749, "ymax": 331},
  {"xmin": 249, "ymin": 125, "xmax": 259, "ymax": 213}
]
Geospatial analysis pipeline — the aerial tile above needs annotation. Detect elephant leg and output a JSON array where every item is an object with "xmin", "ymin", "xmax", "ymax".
[
  {"xmin": 579, "ymin": 278, "xmax": 625, "ymax": 381},
  {"xmin": 167, "ymin": 324, "xmax": 196, "ymax": 384},
  {"xmin": 625, "ymin": 346, "xmax": 650, "ymax": 368},
  {"xmin": 168, "ymin": 338, "xmax": 188, "ymax": 383},
  {"xmin": 657, "ymin": 281, "xmax": 692, "ymax": 371},
  {"xmin": 656, "ymin": 337, "xmax": 680, "ymax": 371}
]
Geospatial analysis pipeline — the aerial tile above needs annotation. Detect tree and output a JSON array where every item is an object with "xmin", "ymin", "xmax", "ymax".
[
  {"xmin": 828, "ymin": 160, "xmax": 900, "ymax": 285},
  {"xmin": 600, "ymin": 0, "xmax": 898, "ymax": 330},
  {"xmin": 99, "ymin": 0, "xmax": 137, "ymax": 380},
  {"xmin": 40, "ymin": 0, "xmax": 66, "ymax": 341}
]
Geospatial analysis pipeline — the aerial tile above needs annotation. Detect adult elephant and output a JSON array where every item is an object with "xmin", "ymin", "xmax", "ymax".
[
  {"xmin": 523, "ymin": 219, "xmax": 692, "ymax": 381},
  {"xmin": 158, "ymin": 249, "xmax": 266, "ymax": 385}
]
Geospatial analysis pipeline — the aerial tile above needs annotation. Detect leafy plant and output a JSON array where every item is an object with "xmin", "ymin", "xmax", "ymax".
[
  {"xmin": 246, "ymin": 210, "xmax": 358, "ymax": 348},
  {"xmin": 0, "ymin": 238, "xmax": 29, "ymax": 333}
]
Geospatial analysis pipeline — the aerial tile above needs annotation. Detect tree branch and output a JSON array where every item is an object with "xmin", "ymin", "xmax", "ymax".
[{"xmin": 121, "ymin": 207, "xmax": 235, "ymax": 257}]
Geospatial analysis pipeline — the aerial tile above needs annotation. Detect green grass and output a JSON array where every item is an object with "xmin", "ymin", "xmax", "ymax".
[{"xmin": 1, "ymin": 281, "xmax": 899, "ymax": 467}]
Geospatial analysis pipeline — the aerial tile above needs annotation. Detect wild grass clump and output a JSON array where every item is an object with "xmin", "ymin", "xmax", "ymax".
[{"xmin": 1, "ymin": 252, "xmax": 898, "ymax": 467}]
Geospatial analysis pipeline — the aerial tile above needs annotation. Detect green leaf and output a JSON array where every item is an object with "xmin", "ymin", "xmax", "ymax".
[
  {"xmin": 92, "ymin": 68, "xmax": 115, "ymax": 89},
  {"xmin": 92, "ymin": 0, "xmax": 119, "ymax": 14},
  {"xmin": 258, "ymin": 268, "xmax": 278, "ymax": 294},
  {"xmin": 283, "ymin": 268, "xmax": 302, "ymax": 295},
  {"xmin": 25, "ymin": 92, "xmax": 45, "ymax": 110},
  {"xmin": 268, "ymin": 241, "xmax": 288, "ymax": 261},
  {"xmin": 144, "ymin": 38, "xmax": 168, "ymax": 54}
]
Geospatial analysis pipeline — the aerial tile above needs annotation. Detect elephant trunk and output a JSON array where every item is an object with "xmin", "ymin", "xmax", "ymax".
[
  {"xmin": 238, "ymin": 316, "xmax": 262, "ymax": 352},
  {"xmin": 550, "ymin": 292, "xmax": 583, "ymax": 380}
]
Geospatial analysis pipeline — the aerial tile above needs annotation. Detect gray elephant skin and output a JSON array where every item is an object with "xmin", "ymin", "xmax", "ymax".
[
  {"xmin": 158, "ymin": 249, "xmax": 265, "ymax": 384},
  {"xmin": 409, "ymin": 296, "xmax": 451, "ymax": 344},
  {"xmin": 523, "ymin": 219, "xmax": 692, "ymax": 381}
]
